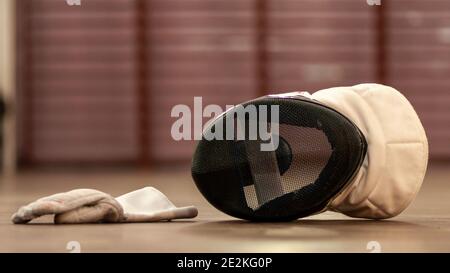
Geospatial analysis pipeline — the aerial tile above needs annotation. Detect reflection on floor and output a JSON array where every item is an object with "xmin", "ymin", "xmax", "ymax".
[{"xmin": 0, "ymin": 164, "xmax": 449, "ymax": 252}]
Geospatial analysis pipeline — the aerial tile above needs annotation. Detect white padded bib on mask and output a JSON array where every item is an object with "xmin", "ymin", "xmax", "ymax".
[{"xmin": 311, "ymin": 83, "xmax": 428, "ymax": 219}]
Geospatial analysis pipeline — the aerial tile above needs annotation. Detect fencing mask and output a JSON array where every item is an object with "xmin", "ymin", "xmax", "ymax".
[{"xmin": 191, "ymin": 84, "xmax": 428, "ymax": 221}]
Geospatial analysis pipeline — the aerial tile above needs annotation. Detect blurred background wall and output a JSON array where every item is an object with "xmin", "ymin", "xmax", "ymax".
[
  {"xmin": 0, "ymin": 0, "xmax": 16, "ymax": 174},
  {"xmin": 4, "ymin": 0, "xmax": 450, "ymax": 169}
]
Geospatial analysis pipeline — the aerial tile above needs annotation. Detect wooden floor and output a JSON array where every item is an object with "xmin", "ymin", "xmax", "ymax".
[{"xmin": 0, "ymin": 164, "xmax": 449, "ymax": 253}]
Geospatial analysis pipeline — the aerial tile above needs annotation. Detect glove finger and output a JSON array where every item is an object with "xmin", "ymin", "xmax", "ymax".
[
  {"xmin": 55, "ymin": 199, "xmax": 124, "ymax": 224},
  {"xmin": 12, "ymin": 189, "xmax": 114, "ymax": 224}
]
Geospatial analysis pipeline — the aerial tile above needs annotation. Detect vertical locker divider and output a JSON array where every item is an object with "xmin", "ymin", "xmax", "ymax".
[
  {"xmin": 256, "ymin": 0, "xmax": 269, "ymax": 97},
  {"xmin": 136, "ymin": 0, "xmax": 150, "ymax": 167}
]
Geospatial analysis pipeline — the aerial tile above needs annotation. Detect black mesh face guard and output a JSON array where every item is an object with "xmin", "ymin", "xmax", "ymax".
[{"xmin": 191, "ymin": 95, "xmax": 367, "ymax": 221}]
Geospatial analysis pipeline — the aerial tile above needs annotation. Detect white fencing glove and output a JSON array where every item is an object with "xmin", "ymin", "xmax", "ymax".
[{"xmin": 12, "ymin": 187, "xmax": 198, "ymax": 224}]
